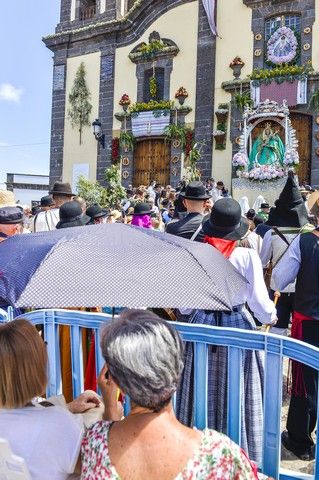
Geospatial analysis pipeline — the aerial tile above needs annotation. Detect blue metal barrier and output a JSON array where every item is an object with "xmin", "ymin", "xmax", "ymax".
[{"xmin": 15, "ymin": 309, "xmax": 319, "ymax": 480}]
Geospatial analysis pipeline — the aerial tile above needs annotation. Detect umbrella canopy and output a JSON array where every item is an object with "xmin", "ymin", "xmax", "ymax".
[{"xmin": 0, "ymin": 224, "xmax": 246, "ymax": 310}]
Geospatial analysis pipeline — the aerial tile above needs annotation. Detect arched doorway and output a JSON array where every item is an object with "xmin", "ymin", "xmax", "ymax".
[
  {"xmin": 133, "ymin": 139, "xmax": 170, "ymax": 186},
  {"xmin": 250, "ymin": 113, "xmax": 312, "ymax": 184}
]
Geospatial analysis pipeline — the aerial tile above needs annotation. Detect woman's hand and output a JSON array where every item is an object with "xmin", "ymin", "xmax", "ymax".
[
  {"xmin": 68, "ymin": 391, "xmax": 101, "ymax": 414},
  {"xmin": 98, "ymin": 364, "xmax": 123, "ymax": 421}
]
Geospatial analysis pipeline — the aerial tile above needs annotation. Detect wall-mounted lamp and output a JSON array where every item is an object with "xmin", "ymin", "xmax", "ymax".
[{"xmin": 92, "ymin": 118, "xmax": 105, "ymax": 149}]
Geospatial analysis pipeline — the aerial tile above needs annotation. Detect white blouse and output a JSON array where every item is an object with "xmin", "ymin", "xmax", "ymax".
[{"xmin": 229, "ymin": 247, "xmax": 276, "ymax": 324}]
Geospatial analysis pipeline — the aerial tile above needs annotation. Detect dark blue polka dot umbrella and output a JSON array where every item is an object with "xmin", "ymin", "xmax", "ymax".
[{"xmin": 0, "ymin": 223, "xmax": 245, "ymax": 310}]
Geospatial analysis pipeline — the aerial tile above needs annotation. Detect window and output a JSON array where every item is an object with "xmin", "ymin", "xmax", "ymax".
[
  {"xmin": 80, "ymin": 0, "xmax": 96, "ymax": 20},
  {"xmin": 143, "ymin": 68, "xmax": 165, "ymax": 103},
  {"xmin": 265, "ymin": 14, "xmax": 301, "ymax": 41}
]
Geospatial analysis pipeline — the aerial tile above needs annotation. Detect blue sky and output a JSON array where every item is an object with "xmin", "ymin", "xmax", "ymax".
[{"xmin": 0, "ymin": 0, "xmax": 60, "ymax": 184}]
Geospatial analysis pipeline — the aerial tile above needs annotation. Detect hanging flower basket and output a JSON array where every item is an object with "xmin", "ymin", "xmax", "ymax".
[{"xmin": 215, "ymin": 109, "xmax": 229, "ymax": 124}]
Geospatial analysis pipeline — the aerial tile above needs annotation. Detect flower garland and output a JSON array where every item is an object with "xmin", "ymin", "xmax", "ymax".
[
  {"xmin": 267, "ymin": 26, "xmax": 298, "ymax": 65},
  {"xmin": 238, "ymin": 165, "xmax": 286, "ymax": 181},
  {"xmin": 185, "ymin": 130, "xmax": 194, "ymax": 156},
  {"xmin": 111, "ymin": 138, "xmax": 120, "ymax": 164}
]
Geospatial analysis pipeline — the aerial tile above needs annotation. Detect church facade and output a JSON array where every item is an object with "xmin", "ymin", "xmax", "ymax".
[{"xmin": 44, "ymin": 0, "xmax": 319, "ymax": 191}]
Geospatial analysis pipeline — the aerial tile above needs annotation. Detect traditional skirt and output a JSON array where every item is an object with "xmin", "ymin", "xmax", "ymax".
[{"xmin": 175, "ymin": 307, "xmax": 264, "ymax": 465}]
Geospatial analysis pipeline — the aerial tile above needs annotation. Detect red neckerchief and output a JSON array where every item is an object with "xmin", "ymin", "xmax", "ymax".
[{"xmin": 204, "ymin": 236, "xmax": 237, "ymax": 258}]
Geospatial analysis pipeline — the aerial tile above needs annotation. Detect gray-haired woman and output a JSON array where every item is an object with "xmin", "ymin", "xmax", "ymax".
[{"xmin": 81, "ymin": 310, "xmax": 261, "ymax": 479}]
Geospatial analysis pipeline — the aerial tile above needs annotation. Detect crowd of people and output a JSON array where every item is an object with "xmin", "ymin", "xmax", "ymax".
[{"xmin": 0, "ymin": 172, "xmax": 319, "ymax": 478}]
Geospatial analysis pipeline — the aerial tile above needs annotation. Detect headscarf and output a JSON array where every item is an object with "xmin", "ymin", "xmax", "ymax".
[{"xmin": 131, "ymin": 214, "xmax": 152, "ymax": 229}]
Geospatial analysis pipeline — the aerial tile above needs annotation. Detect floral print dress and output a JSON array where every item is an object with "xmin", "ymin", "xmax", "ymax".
[{"xmin": 81, "ymin": 421, "xmax": 259, "ymax": 479}]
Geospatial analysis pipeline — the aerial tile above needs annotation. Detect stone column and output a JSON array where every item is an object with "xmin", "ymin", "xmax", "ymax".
[
  {"xmin": 194, "ymin": 0, "xmax": 216, "ymax": 180},
  {"xmin": 96, "ymin": 40, "xmax": 117, "ymax": 185},
  {"xmin": 49, "ymin": 50, "xmax": 68, "ymax": 188}
]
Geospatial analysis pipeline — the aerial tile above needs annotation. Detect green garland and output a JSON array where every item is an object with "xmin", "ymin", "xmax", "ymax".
[
  {"xmin": 149, "ymin": 76, "xmax": 157, "ymax": 98},
  {"xmin": 129, "ymin": 100, "xmax": 173, "ymax": 114},
  {"xmin": 250, "ymin": 63, "xmax": 312, "ymax": 86}
]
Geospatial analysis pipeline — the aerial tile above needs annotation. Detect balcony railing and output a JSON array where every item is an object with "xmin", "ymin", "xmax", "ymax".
[{"xmin": 79, "ymin": 4, "xmax": 96, "ymax": 21}]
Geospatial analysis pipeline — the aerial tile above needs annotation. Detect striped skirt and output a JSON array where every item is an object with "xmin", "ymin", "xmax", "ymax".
[{"xmin": 175, "ymin": 307, "xmax": 264, "ymax": 465}]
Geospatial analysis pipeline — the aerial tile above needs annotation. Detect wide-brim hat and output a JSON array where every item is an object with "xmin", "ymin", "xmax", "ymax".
[
  {"xmin": 56, "ymin": 216, "xmax": 91, "ymax": 229},
  {"xmin": 0, "ymin": 190, "xmax": 17, "ymax": 208},
  {"xmin": 56, "ymin": 201, "xmax": 90, "ymax": 229},
  {"xmin": 202, "ymin": 198, "xmax": 250, "ymax": 241},
  {"xmin": 133, "ymin": 202, "xmax": 152, "ymax": 215},
  {"xmin": 86, "ymin": 204, "xmax": 111, "ymax": 220},
  {"xmin": 180, "ymin": 181, "xmax": 210, "ymax": 200},
  {"xmin": 40, "ymin": 195, "xmax": 55, "ymax": 208},
  {"xmin": 49, "ymin": 181, "xmax": 75, "ymax": 196}
]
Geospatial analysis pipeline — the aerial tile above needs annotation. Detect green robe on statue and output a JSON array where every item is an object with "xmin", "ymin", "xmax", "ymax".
[{"xmin": 249, "ymin": 132, "xmax": 285, "ymax": 170}]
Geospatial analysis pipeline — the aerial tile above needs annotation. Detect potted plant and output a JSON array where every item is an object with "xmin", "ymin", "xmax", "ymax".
[
  {"xmin": 175, "ymin": 86, "xmax": 189, "ymax": 106},
  {"xmin": 119, "ymin": 131, "xmax": 135, "ymax": 152},
  {"xmin": 229, "ymin": 57, "xmax": 245, "ymax": 79},
  {"xmin": 119, "ymin": 94, "xmax": 131, "ymax": 113}
]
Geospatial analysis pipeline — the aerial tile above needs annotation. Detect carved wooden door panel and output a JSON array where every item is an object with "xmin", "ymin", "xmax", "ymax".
[
  {"xmin": 290, "ymin": 113, "xmax": 312, "ymax": 185},
  {"xmin": 133, "ymin": 139, "xmax": 170, "ymax": 186}
]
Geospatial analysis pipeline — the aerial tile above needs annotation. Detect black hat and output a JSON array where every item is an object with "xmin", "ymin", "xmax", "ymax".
[
  {"xmin": 86, "ymin": 204, "xmax": 111, "ymax": 220},
  {"xmin": 0, "ymin": 207, "xmax": 24, "ymax": 224},
  {"xmin": 267, "ymin": 172, "xmax": 309, "ymax": 228},
  {"xmin": 260, "ymin": 203, "xmax": 270, "ymax": 209},
  {"xmin": 133, "ymin": 202, "xmax": 152, "ymax": 215},
  {"xmin": 56, "ymin": 201, "xmax": 90, "ymax": 229},
  {"xmin": 49, "ymin": 181, "xmax": 75, "ymax": 196},
  {"xmin": 246, "ymin": 208, "xmax": 256, "ymax": 220},
  {"xmin": 40, "ymin": 196, "xmax": 55, "ymax": 208},
  {"xmin": 202, "ymin": 198, "xmax": 249, "ymax": 240},
  {"xmin": 180, "ymin": 181, "xmax": 210, "ymax": 200}
]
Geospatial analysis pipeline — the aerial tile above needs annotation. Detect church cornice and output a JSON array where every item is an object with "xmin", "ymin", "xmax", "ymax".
[{"xmin": 43, "ymin": 0, "xmax": 196, "ymax": 51}]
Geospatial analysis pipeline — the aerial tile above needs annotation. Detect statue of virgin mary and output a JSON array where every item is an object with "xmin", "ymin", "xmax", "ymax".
[{"xmin": 249, "ymin": 123, "xmax": 285, "ymax": 169}]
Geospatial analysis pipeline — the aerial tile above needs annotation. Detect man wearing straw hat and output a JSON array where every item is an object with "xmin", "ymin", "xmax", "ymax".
[{"xmin": 273, "ymin": 199, "xmax": 319, "ymax": 461}]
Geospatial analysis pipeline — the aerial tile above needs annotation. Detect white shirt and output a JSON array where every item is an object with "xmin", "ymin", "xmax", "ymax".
[
  {"xmin": 229, "ymin": 247, "xmax": 277, "ymax": 324},
  {"xmin": 0, "ymin": 405, "xmax": 83, "ymax": 480},
  {"xmin": 260, "ymin": 227, "xmax": 302, "ymax": 293},
  {"xmin": 181, "ymin": 247, "xmax": 276, "ymax": 324},
  {"xmin": 31, "ymin": 208, "xmax": 59, "ymax": 232}
]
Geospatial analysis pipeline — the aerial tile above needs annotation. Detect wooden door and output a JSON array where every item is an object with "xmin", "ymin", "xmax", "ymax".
[
  {"xmin": 290, "ymin": 113, "xmax": 312, "ymax": 185},
  {"xmin": 133, "ymin": 139, "xmax": 171, "ymax": 186},
  {"xmin": 250, "ymin": 114, "xmax": 312, "ymax": 184}
]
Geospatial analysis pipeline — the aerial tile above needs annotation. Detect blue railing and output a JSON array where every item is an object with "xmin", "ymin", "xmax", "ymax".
[{"xmin": 15, "ymin": 309, "xmax": 319, "ymax": 480}]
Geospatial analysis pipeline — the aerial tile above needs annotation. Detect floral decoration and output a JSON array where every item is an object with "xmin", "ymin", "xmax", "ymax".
[
  {"xmin": 267, "ymin": 26, "xmax": 298, "ymax": 65},
  {"xmin": 185, "ymin": 130, "xmax": 194, "ymax": 156},
  {"xmin": 229, "ymin": 56, "xmax": 245, "ymax": 67},
  {"xmin": 119, "ymin": 94, "xmax": 131, "ymax": 107},
  {"xmin": 232, "ymin": 151, "xmax": 248, "ymax": 168},
  {"xmin": 237, "ymin": 164, "xmax": 286, "ymax": 181},
  {"xmin": 175, "ymin": 86, "xmax": 189, "ymax": 99},
  {"xmin": 284, "ymin": 149, "xmax": 299, "ymax": 166}
]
